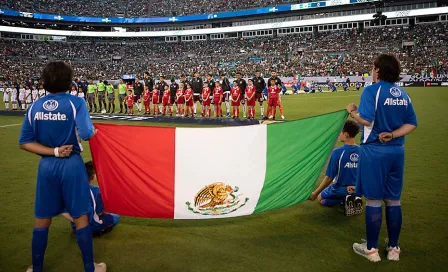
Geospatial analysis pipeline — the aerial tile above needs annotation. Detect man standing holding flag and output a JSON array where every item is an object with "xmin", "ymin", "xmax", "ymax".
[{"xmin": 346, "ymin": 54, "xmax": 418, "ymax": 262}]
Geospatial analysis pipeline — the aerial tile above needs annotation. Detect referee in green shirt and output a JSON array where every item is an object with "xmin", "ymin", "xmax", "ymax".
[
  {"xmin": 87, "ymin": 79, "xmax": 97, "ymax": 113},
  {"xmin": 97, "ymin": 79, "xmax": 106, "ymax": 113},
  {"xmin": 118, "ymin": 79, "xmax": 128, "ymax": 114},
  {"xmin": 105, "ymin": 81, "xmax": 115, "ymax": 114}
]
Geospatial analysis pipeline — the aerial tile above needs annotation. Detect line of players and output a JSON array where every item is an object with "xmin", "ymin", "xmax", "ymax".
[
  {"xmin": 81, "ymin": 71, "xmax": 286, "ymax": 120},
  {"xmin": 2, "ymin": 83, "xmax": 47, "ymax": 111},
  {"xmin": 121, "ymin": 78, "xmax": 284, "ymax": 119}
]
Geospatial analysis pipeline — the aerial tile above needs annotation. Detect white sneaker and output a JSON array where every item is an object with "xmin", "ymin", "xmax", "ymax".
[
  {"xmin": 387, "ymin": 246, "xmax": 401, "ymax": 261},
  {"xmin": 353, "ymin": 242, "xmax": 381, "ymax": 262},
  {"xmin": 268, "ymin": 115, "xmax": 273, "ymax": 119},
  {"xmin": 26, "ymin": 266, "xmax": 32, "ymax": 272},
  {"xmin": 95, "ymin": 262, "xmax": 107, "ymax": 272},
  {"xmin": 281, "ymin": 115, "xmax": 285, "ymax": 120}
]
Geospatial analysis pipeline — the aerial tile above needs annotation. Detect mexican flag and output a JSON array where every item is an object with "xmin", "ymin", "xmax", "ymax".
[{"xmin": 90, "ymin": 110, "xmax": 347, "ymax": 219}]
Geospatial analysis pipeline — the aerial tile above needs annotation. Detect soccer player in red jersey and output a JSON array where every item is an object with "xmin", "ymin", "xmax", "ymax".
[
  {"xmin": 142, "ymin": 85, "xmax": 151, "ymax": 115},
  {"xmin": 184, "ymin": 83, "xmax": 194, "ymax": 117},
  {"xmin": 267, "ymin": 79, "xmax": 281, "ymax": 120},
  {"xmin": 246, "ymin": 79, "xmax": 256, "ymax": 119},
  {"xmin": 213, "ymin": 81, "xmax": 223, "ymax": 117},
  {"xmin": 151, "ymin": 84, "xmax": 160, "ymax": 116},
  {"xmin": 126, "ymin": 90, "xmax": 135, "ymax": 115},
  {"xmin": 201, "ymin": 82, "xmax": 211, "ymax": 117},
  {"xmin": 162, "ymin": 85, "xmax": 172, "ymax": 116},
  {"xmin": 176, "ymin": 83, "xmax": 185, "ymax": 116},
  {"xmin": 231, "ymin": 80, "xmax": 241, "ymax": 118}
]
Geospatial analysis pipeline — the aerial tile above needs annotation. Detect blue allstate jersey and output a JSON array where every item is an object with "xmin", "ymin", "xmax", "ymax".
[
  {"xmin": 326, "ymin": 144, "xmax": 360, "ymax": 187},
  {"xmin": 19, "ymin": 93, "xmax": 95, "ymax": 154},
  {"xmin": 358, "ymin": 81, "xmax": 417, "ymax": 145}
]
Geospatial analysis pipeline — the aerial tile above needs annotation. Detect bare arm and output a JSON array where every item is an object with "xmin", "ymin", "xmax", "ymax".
[
  {"xmin": 309, "ymin": 176, "xmax": 333, "ymax": 201},
  {"xmin": 61, "ymin": 212, "xmax": 74, "ymax": 222},
  {"xmin": 350, "ymin": 110, "xmax": 371, "ymax": 127},
  {"xmin": 380, "ymin": 124, "xmax": 417, "ymax": 143},
  {"xmin": 20, "ymin": 143, "xmax": 73, "ymax": 157}
]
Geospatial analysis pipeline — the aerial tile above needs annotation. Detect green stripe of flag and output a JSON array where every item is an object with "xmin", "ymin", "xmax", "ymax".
[{"xmin": 254, "ymin": 110, "xmax": 348, "ymax": 213}]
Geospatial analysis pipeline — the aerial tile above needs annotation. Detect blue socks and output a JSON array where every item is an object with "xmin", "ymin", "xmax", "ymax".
[
  {"xmin": 365, "ymin": 202, "xmax": 382, "ymax": 250},
  {"xmin": 321, "ymin": 199, "xmax": 342, "ymax": 206},
  {"xmin": 76, "ymin": 226, "xmax": 95, "ymax": 272},
  {"xmin": 386, "ymin": 202, "xmax": 402, "ymax": 248},
  {"xmin": 32, "ymin": 227, "xmax": 49, "ymax": 272}
]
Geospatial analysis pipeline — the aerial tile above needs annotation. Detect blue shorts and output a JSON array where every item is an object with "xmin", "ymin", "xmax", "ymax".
[
  {"xmin": 356, "ymin": 144, "xmax": 404, "ymax": 200},
  {"xmin": 35, "ymin": 154, "xmax": 92, "ymax": 219},
  {"xmin": 320, "ymin": 184, "xmax": 350, "ymax": 200}
]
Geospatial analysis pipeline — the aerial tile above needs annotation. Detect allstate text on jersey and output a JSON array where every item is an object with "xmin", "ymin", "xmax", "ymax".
[
  {"xmin": 384, "ymin": 98, "xmax": 408, "ymax": 106},
  {"xmin": 34, "ymin": 112, "xmax": 67, "ymax": 121},
  {"xmin": 344, "ymin": 162, "xmax": 358, "ymax": 168}
]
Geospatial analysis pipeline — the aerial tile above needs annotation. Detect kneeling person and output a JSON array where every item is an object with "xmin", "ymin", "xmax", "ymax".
[
  {"xmin": 62, "ymin": 161, "xmax": 120, "ymax": 236},
  {"xmin": 309, "ymin": 120, "xmax": 362, "ymax": 215}
]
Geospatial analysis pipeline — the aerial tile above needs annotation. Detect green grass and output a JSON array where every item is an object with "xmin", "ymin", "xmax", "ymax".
[{"xmin": 1, "ymin": 88, "xmax": 447, "ymax": 272}]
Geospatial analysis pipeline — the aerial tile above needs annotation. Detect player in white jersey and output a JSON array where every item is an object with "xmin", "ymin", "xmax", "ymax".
[
  {"xmin": 32, "ymin": 86, "xmax": 39, "ymax": 102},
  {"xmin": 25, "ymin": 85, "xmax": 33, "ymax": 107},
  {"xmin": 77, "ymin": 89, "xmax": 85, "ymax": 99},
  {"xmin": 18, "ymin": 84, "xmax": 26, "ymax": 110},
  {"xmin": 11, "ymin": 86, "xmax": 18, "ymax": 110},
  {"xmin": 2, "ymin": 84, "xmax": 10, "ymax": 110},
  {"xmin": 38, "ymin": 85, "xmax": 46, "ymax": 98}
]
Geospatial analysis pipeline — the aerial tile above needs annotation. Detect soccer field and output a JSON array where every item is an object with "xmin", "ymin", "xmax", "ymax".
[{"xmin": 0, "ymin": 88, "xmax": 447, "ymax": 272}]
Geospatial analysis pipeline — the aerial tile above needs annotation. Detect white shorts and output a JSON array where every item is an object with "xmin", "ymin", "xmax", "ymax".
[
  {"xmin": 19, "ymin": 94, "xmax": 25, "ymax": 101},
  {"xmin": 11, "ymin": 96, "xmax": 17, "ymax": 102},
  {"xmin": 3, "ymin": 95, "xmax": 9, "ymax": 102},
  {"xmin": 26, "ymin": 98, "xmax": 33, "ymax": 103}
]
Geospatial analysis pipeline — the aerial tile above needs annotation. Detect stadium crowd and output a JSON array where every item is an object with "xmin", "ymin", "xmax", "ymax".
[
  {"xmin": 0, "ymin": 23, "xmax": 447, "ymax": 81},
  {"xmin": 0, "ymin": 0, "xmax": 312, "ymax": 18}
]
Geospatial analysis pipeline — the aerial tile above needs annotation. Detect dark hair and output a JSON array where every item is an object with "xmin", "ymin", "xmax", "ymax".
[
  {"xmin": 236, "ymin": 72, "xmax": 241, "ymax": 75},
  {"xmin": 374, "ymin": 54, "xmax": 401, "ymax": 83},
  {"xmin": 144, "ymin": 72, "xmax": 149, "ymax": 75},
  {"xmin": 85, "ymin": 161, "xmax": 96, "ymax": 179},
  {"xmin": 42, "ymin": 61, "xmax": 73, "ymax": 93},
  {"xmin": 104, "ymin": 80, "xmax": 108, "ymax": 85},
  {"xmin": 171, "ymin": 79, "xmax": 175, "ymax": 82},
  {"xmin": 342, "ymin": 120, "xmax": 360, "ymax": 138}
]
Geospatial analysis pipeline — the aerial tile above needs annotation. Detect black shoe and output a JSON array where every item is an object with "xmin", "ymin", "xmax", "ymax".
[
  {"xmin": 344, "ymin": 195, "xmax": 356, "ymax": 217},
  {"xmin": 89, "ymin": 109, "xmax": 92, "ymax": 113},
  {"xmin": 119, "ymin": 110, "xmax": 123, "ymax": 114},
  {"xmin": 354, "ymin": 197, "xmax": 363, "ymax": 215},
  {"xmin": 263, "ymin": 116, "xmax": 268, "ymax": 120}
]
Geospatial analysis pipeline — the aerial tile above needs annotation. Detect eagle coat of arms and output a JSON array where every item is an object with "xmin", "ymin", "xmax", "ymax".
[{"xmin": 186, "ymin": 182, "xmax": 249, "ymax": 216}]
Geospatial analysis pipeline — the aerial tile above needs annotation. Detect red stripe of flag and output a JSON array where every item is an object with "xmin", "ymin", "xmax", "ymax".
[{"xmin": 90, "ymin": 123, "xmax": 175, "ymax": 218}]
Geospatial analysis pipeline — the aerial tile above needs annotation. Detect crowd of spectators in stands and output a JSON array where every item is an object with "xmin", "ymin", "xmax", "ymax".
[
  {"xmin": 0, "ymin": 23, "xmax": 446, "ymax": 81},
  {"xmin": 0, "ymin": 0, "xmax": 312, "ymax": 17}
]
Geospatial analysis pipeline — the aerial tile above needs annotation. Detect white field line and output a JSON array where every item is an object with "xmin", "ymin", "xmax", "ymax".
[
  {"xmin": 0, "ymin": 123, "xmax": 21, "ymax": 128},
  {"xmin": 289, "ymin": 94, "xmax": 361, "ymax": 99}
]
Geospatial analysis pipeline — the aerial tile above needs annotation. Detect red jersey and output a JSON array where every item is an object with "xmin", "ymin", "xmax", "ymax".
[
  {"xmin": 176, "ymin": 89, "xmax": 184, "ymax": 99},
  {"xmin": 231, "ymin": 87, "xmax": 241, "ymax": 101},
  {"xmin": 143, "ymin": 90, "xmax": 151, "ymax": 101},
  {"xmin": 126, "ymin": 94, "xmax": 134, "ymax": 105},
  {"xmin": 213, "ymin": 87, "xmax": 223, "ymax": 99},
  {"xmin": 151, "ymin": 89, "xmax": 159, "ymax": 101},
  {"xmin": 185, "ymin": 88, "xmax": 194, "ymax": 100},
  {"xmin": 163, "ymin": 89, "xmax": 170, "ymax": 99},
  {"xmin": 268, "ymin": 86, "xmax": 281, "ymax": 99},
  {"xmin": 202, "ymin": 88, "xmax": 211, "ymax": 101},
  {"xmin": 245, "ymin": 86, "xmax": 256, "ymax": 100}
]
